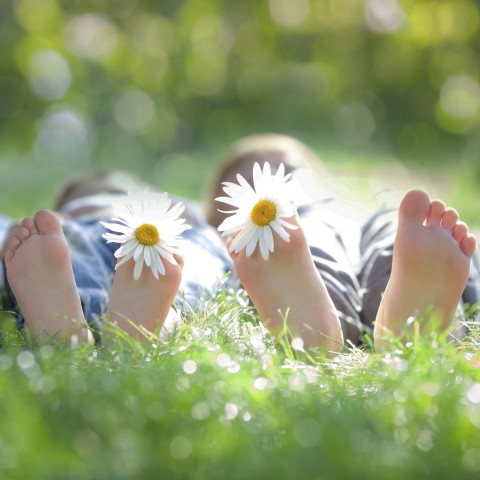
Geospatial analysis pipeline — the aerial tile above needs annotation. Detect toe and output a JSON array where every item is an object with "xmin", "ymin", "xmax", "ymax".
[
  {"xmin": 461, "ymin": 234, "xmax": 477, "ymax": 257},
  {"xmin": 21, "ymin": 217, "xmax": 39, "ymax": 235},
  {"xmin": 453, "ymin": 222, "xmax": 469, "ymax": 243},
  {"xmin": 173, "ymin": 253, "xmax": 185, "ymax": 269},
  {"xmin": 16, "ymin": 225, "xmax": 31, "ymax": 243},
  {"xmin": 4, "ymin": 249, "xmax": 14, "ymax": 263},
  {"xmin": 425, "ymin": 200, "xmax": 446, "ymax": 227},
  {"xmin": 34, "ymin": 210, "xmax": 63, "ymax": 236},
  {"xmin": 440, "ymin": 208, "xmax": 459, "ymax": 230},
  {"xmin": 5, "ymin": 236, "xmax": 21, "ymax": 261},
  {"xmin": 398, "ymin": 189, "xmax": 431, "ymax": 223},
  {"xmin": 9, "ymin": 236, "xmax": 22, "ymax": 252}
]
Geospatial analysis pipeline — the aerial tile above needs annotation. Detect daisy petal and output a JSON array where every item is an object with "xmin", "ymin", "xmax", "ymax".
[{"xmin": 270, "ymin": 220, "xmax": 291, "ymax": 242}]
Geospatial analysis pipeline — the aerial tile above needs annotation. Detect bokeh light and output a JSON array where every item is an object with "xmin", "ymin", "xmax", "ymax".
[
  {"xmin": 1, "ymin": 0, "xmax": 480, "ymax": 196},
  {"xmin": 28, "ymin": 50, "xmax": 71, "ymax": 101},
  {"xmin": 64, "ymin": 14, "xmax": 118, "ymax": 61}
]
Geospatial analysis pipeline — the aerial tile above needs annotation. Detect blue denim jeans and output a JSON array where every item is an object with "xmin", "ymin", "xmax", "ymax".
[{"xmin": 0, "ymin": 207, "xmax": 235, "ymax": 337}]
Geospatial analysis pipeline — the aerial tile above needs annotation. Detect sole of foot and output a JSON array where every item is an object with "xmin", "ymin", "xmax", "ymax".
[
  {"xmin": 229, "ymin": 215, "xmax": 344, "ymax": 355},
  {"xmin": 5, "ymin": 210, "xmax": 92, "ymax": 344},
  {"xmin": 374, "ymin": 189, "xmax": 477, "ymax": 346},
  {"xmin": 106, "ymin": 255, "xmax": 183, "ymax": 342}
]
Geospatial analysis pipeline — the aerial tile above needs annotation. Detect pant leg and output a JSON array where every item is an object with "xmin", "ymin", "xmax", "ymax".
[
  {"xmin": 0, "ymin": 216, "xmax": 16, "ymax": 314},
  {"xmin": 299, "ymin": 203, "xmax": 365, "ymax": 344},
  {"xmin": 357, "ymin": 209, "xmax": 397, "ymax": 330}
]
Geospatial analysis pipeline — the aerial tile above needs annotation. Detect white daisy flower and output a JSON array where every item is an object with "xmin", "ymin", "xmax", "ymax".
[
  {"xmin": 101, "ymin": 191, "xmax": 191, "ymax": 280},
  {"xmin": 216, "ymin": 162, "xmax": 298, "ymax": 261}
]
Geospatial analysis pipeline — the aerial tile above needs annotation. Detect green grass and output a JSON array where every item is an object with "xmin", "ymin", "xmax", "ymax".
[
  {"xmin": 0, "ymin": 290, "xmax": 479, "ymax": 480},
  {"xmin": 2, "ymin": 143, "xmax": 480, "ymax": 478}
]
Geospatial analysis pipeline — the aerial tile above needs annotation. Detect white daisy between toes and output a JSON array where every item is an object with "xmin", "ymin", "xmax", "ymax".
[
  {"xmin": 216, "ymin": 162, "xmax": 298, "ymax": 261},
  {"xmin": 101, "ymin": 191, "xmax": 191, "ymax": 280}
]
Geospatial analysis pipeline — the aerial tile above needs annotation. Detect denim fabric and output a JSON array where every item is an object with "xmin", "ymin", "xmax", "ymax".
[
  {"xmin": 64, "ymin": 210, "xmax": 235, "ymax": 322},
  {"xmin": 0, "ymin": 207, "xmax": 235, "ymax": 334}
]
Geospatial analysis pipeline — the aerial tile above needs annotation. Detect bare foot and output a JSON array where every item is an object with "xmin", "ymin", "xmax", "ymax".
[
  {"xmin": 105, "ymin": 255, "xmax": 183, "ymax": 342},
  {"xmin": 230, "ymin": 215, "xmax": 344, "ymax": 355},
  {"xmin": 5, "ymin": 210, "xmax": 93, "ymax": 344},
  {"xmin": 374, "ymin": 190, "xmax": 477, "ymax": 346}
]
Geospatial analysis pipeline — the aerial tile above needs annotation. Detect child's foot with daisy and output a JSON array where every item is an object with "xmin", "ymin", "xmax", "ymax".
[
  {"xmin": 217, "ymin": 163, "xmax": 344, "ymax": 354},
  {"xmin": 106, "ymin": 255, "xmax": 183, "ymax": 340},
  {"xmin": 102, "ymin": 192, "xmax": 190, "ymax": 341},
  {"xmin": 374, "ymin": 190, "xmax": 477, "ymax": 346},
  {"xmin": 5, "ymin": 210, "xmax": 93, "ymax": 344}
]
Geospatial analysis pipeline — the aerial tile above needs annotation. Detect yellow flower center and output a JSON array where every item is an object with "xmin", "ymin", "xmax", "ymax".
[
  {"xmin": 250, "ymin": 200, "xmax": 277, "ymax": 226},
  {"xmin": 135, "ymin": 223, "xmax": 160, "ymax": 246}
]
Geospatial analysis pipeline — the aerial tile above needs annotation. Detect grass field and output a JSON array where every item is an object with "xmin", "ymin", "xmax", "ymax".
[
  {"xmin": 1, "ymin": 145, "xmax": 480, "ymax": 479},
  {"xmin": 0, "ymin": 292, "xmax": 479, "ymax": 480}
]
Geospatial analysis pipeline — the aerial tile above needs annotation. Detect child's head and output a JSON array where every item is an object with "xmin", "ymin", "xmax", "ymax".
[
  {"xmin": 54, "ymin": 169, "xmax": 152, "ymax": 211},
  {"xmin": 205, "ymin": 133, "xmax": 324, "ymax": 228}
]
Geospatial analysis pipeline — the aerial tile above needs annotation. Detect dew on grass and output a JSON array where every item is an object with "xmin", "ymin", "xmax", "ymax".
[
  {"xmin": 39, "ymin": 345, "xmax": 54, "ymax": 359},
  {"xmin": 253, "ymin": 377, "xmax": 268, "ymax": 391},
  {"xmin": 0, "ymin": 354, "xmax": 13, "ymax": 371},
  {"xmin": 16, "ymin": 350, "xmax": 35, "ymax": 370},
  {"xmin": 406, "ymin": 316, "xmax": 415, "ymax": 326},
  {"xmin": 468, "ymin": 405, "xmax": 480, "ymax": 429},
  {"xmin": 291, "ymin": 337, "xmax": 304, "ymax": 352},
  {"xmin": 176, "ymin": 376, "xmax": 190, "ymax": 392},
  {"xmin": 289, "ymin": 374, "xmax": 305, "ymax": 392},
  {"xmin": 169, "ymin": 436, "xmax": 193, "ymax": 459},
  {"xmin": 465, "ymin": 383, "xmax": 480, "ymax": 404},
  {"xmin": 225, "ymin": 402, "xmax": 238, "ymax": 420},
  {"xmin": 183, "ymin": 360, "xmax": 197, "ymax": 375},
  {"xmin": 393, "ymin": 388, "xmax": 408, "ymax": 403},
  {"xmin": 236, "ymin": 290, "xmax": 249, "ymax": 307},
  {"xmin": 416, "ymin": 429, "xmax": 434, "ymax": 452},
  {"xmin": 216, "ymin": 353, "xmax": 240, "ymax": 373},
  {"xmin": 216, "ymin": 352, "xmax": 231, "ymax": 368},
  {"xmin": 303, "ymin": 367, "xmax": 318, "ymax": 384},
  {"xmin": 206, "ymin": 342, "xmax": 220, "ymax": 352},
  {"xmin": 383, "ymin": 355, "xmax": 408, "ymax": 372},
  {"xmin": 191, "ymin": 402, "xmax": 211, "ymax": 420},
  {"xmin": 293, "ymin": 419, "xmax": 321, "ymax": 448},
  {"xmin": 250, "ymin": 333, "xmax": 266, "ymax": 353},
  {"xmin": 227, "ymin": 361, "xmax": 240, "ymax": 374},
  {"xmin": 423, "ymin": 382, "xmax": 440, "ymax": 397}
]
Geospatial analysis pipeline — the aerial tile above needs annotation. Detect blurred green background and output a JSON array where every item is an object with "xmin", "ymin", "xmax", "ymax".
[{"xmin": 1, "ymin": 0, "xmax": 480, "ymax": 217}]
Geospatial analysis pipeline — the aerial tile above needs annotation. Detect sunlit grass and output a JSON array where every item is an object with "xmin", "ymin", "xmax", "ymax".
[
  {"xmin": 1, "ymin": 145, "xmax": 480, "ymax": 478},
  {"xmin": 0, "ymin": 289, "xmax": 479, "ymax": 479}
]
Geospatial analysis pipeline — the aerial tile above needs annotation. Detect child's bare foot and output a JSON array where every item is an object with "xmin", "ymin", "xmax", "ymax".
[
  {"xmin": 374, "ymin": 190, "xmax": 477, "ymax": 346},
  {"xmin": 5, "ymin": 210, "xmax": 93, "ymax": 344},
  {"xmin": 230, "ymin": 215, "xmax": 344, "ymax": 355},
  {"xmin": 106, "ymin": 255, "xmax": 183, "ymax": 341}
]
